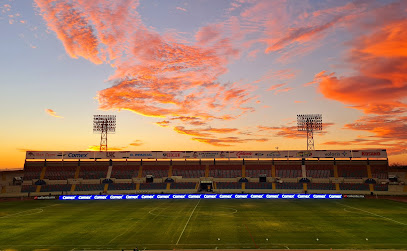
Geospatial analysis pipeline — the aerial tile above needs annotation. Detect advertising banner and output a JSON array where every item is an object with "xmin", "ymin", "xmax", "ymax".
[
  {"xmin": 128, "ymin": 151, "xmax": 156, "ymax": 159},
  {"xmin": 352, "ymin": 150, "xmax": 387, "ymax": 158},
  {"xmin": 63, "ymin": 151, "xmax": 94, "ymax": 159},
  {"xmin": 26, "ymin": 150, "xmax": 387, "ymax": 160},
  {"xmin": 59, "ymin": 193, "xmax": 343, "ymax": 200},
  {"xmin": 94, "ymin": 151, "xmax": 130, "ymax": 159},
  {"xmin": 26, "ymin": 151, "xmax": 64, "ymax": 159}
]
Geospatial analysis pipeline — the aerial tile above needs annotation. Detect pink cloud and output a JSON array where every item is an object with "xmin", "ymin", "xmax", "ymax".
[{"xmin": 45, "ymin": 109, "xmax": 63, "ymax": 118}]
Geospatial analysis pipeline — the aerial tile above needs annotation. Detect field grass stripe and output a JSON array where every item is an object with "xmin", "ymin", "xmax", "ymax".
[
  {"xmin": 337, "ymin": 202, "xmax": 407, "ymax": 226},
  {"xmin": 176, "ymin": 198, "xmax": 201, "ymax": 245}
]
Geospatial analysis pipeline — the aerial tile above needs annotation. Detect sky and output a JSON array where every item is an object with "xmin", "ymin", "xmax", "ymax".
[{"xmin": 0, "ymin": 0, "xmax": 406, "ymax": 170}]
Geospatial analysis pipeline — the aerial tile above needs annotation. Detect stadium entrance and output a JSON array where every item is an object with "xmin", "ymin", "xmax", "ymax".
[{"xmin": 199, "ymin": 181, "xmax": 213, "ymax": 192}]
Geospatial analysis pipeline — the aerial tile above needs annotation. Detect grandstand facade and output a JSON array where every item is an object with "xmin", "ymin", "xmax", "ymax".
[{"xmin": 1, "ymin": 149, "xmax": 407, "ymax": 197}]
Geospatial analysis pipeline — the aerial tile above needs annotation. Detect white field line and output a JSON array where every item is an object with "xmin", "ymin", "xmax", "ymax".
[
  {"xmin": 176, "ymin": 199, "xmax": 201, "ymax": 245},
  {"xmin": 0, "ymin": 203, "xmax": 59, "ymax": 219},
  {"xmin": 337, "ymin": 202, "xmax": 407, "ymax": 226}
]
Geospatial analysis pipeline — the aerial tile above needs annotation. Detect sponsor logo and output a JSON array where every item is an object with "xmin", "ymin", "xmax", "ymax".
[
  {"xmin": 362, "ymin": 152, "xmax": 381, "ymax": 156},
  {"xmin": 188, "ymin": 195, "xmax": 201, "ymax": 199},
  {"xmin": 110, "ymin": 195, "xmax": 123, "ymax": 200},
  {"xmin": 131, "ymin": 153, "xmax": 153, "ymax": 157},
  {"xmin": 312, "ymin": 194, "xmax": 327, "ymax": 199},
  {"xmin": 296, "ymin": 151, "xmax": 312, "ymax": 157},
  {"xmin": 68, "ymin": 153, "xmax": 89, "ymax": 158},
  {"xmin": 106, "ymin": 152, "xmax": 115, "ymax": 158},
  {"xmin": 172, "ymin": 195, "xmax": 186, "ymax": 199},
  {"xmin": 126, "ymin": 195, "xmax": 139, "ymax": 199},
  {"xmin": 266, "ymin": 194, "xmax": 280, "ymax": 199},
  {"xmin": 324, "ymin": 152, "xmax": 340, "ymax": 157},
  {"xmin": 329, "ymin": 194, "xmax": 342, "ymax": 199},
  {"xmin": 27, "ymin": 152, "xmax": 35, "ymax": 157},
  {"xmin": 236, "ymin": 151, "xmax": 253, "ymax": 158},
  {"xmin": 199, "ymin": 152, "xmax": 219, "ymax": 158},
  {"xmin": 250, "ymin": 194, "xmax": 264, "ymax": 199},
  {"xmin": 157, "ymin": 195, "xmax": 171, "ymax": 199},
  {"xmin": 255, "ymin": 153, "xmax": 264, "ymax": 156},
  {"xmin": 204, "ymin": 194, "xmax": 217, "ymax": 199},
  {"xmin": 94, "ymin": 195, "xmax": 108, "ymax": 200},
  {"xmin": 163, "ymin": 153, "xmax": 181, "ymax": 158},
  {"xmin": 297, "ymin": 194, "xmax": 311, "ymax": 199},
  {"xmin": 61, "ymin": 196, "xmax": 76, "ymax": 200},
  {"xmin": 266, "ymin": 152, "xmax": 281, "ymax": 157},
  {"xmin": 219, "ymin": 194, "xmax": 233, "ymax": 199},
  {"xmin": 282, "ymin": 194, "xmax": 295, "ymax": 199},
  {"xmin": 235, "ymin": 194, "xmax": 248, "ymax": 199},
  {"xmin": 141, "ymin": 195, "xmax": 154, "ymax": 199},
  {"xmin": 34, "ymin": 196, "xmax": 56, "ymax": 200},
  {"xmin": 78, "ymin": 196, "xmax": 92, "ymax": 200}
]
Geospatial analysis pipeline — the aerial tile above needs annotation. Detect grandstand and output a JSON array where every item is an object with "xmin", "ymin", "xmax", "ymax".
[{"xmin": 1, "ymin": 149, "xmax": 407, "ymax": 197}]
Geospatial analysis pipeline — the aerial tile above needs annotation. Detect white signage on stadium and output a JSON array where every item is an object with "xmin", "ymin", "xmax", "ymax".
[{"xmin": 26, "ymin": 149, "xmax": 387, "ymax": 160}]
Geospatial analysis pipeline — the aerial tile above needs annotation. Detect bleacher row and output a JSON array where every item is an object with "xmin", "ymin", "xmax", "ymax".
[
  {"xmin": 21, "ymin": 161, "xmax": 390, "ymax": 193},
  {"xmin": 23, "ymin": 163, "xmax": 389, "ymax": 180},
  {"xmin": 21, "ymin": 182, "xmax": 389, "ymax": 192}
]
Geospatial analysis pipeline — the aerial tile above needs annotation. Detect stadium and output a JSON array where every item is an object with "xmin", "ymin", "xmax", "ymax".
[
  {"xmin": 1, "ymin": 149, "xmax": 407, "ymax": 250},
  {"xmin": 2, "ymin": 0, "xmax": 407, "ymax": 250}
]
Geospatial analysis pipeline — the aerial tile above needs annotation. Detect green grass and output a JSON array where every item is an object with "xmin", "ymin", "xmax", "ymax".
[{"xmin": 0, "ymin": 198, "xmax": 407, "ymax": 250}]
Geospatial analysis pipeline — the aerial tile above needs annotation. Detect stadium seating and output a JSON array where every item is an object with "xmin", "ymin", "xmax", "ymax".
[
  {"xmin": 110, "ymin": 165, "xmax": 138, "ymax": 179},
  {"xmin": 305, "ymin": 165, "xmax": 333, "ymax": 178},
  {"xmin": 216, "ymin": 182, "xmax": 241, "ymax": 189},
  {"xmin": 307, "ymin": 183, "xmax": 336, "ymax": 190},
  {"xmin": 23, "ymin": 164, "xmax": 43, "ymax": 180},
  {"xmin": 139, "ymin": 183, "xmax": 167, "ymax": 190},
  {"xmin": 40, "ymin": 184, "xmax": 71, "ymax": 192},
  {"xmin": 142, "ymin": 165, "xmax": 170, "ymax": 178},
  {"xmin": 171, "ymin": 182, "xmax": 197, "ymax": 189},
  {"xmin": 75, "ymin": 184, "xmax": 105, "ymax": 191},
  {"xmin": 337, "ymin": 164, "xmax": 368, "ymax": 178},
  {"xmin": 172, "ymin": 165, "xmax": 205, "ymax": 178},
  {"xmin": 276, "ymin": 182, "xmax": 303, "ymax": 189},
  {"xmin": 108, "ymin": 183, "xmax": 136, "ymax": 190},
  {"xmin": 44, "ymin": 165, "xmax": 76, "ymax": 180},
  {"xmin": 275, "ymin": 165, "xmax": 302, "ymax": 178},
  {"xmin": 21, "ymin": 185, "xmax": 37, "ymax": 193},
  {"xmin": 209, "ymin": 165, "xmax": 242, "ymax": 178},
  {"xmin": 371, "ymin": 165, "xmax": 388, "ymax": 179},
  {"xmin": 79, "ymin": 163, "xmax": 109, "ymax": 179},
  {"xmin": 245, "ymin": 182, "xmax": 273, "ymax": 189},
  {"xmin": 339, "ymin": 183, "xmax": 370, "ymax": 190},
  {"xmin": 374, "ymin": 184, "xmax": 389, "ymax": 191},
  {"xmin": 245, "ymin": 165, "xmax": 271, "ymax": 178}
]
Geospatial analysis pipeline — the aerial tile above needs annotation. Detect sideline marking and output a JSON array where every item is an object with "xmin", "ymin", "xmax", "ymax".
[
  {"xmin": 176, "ymin": 199, "xmax": 201, "ymax": 245},
  {"xmin": 244, "ymin": 223, "xmax": 258, "ymax": 248},
  {"xmin": 0, "ymin": 208, "xmax": 43, "ymax": 219},
  {"xmin": 337, "ymin": 202, "xmax": 407, "ymax": 226}
]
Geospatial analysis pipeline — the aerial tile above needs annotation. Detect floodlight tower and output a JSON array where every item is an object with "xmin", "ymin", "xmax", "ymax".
[
  {"xmin": 297, "ymin": 114, "xmax": 322, "ymax": 150},
  {"xmin": 93, "ymin": 115, "xmax": 116, "ymax": 151}
]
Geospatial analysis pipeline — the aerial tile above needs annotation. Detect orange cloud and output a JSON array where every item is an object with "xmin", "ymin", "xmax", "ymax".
[
  {"xmin": 129, "ymin": 140, "xmax": 143, "ymax": 147},
  {"xmin": 192, "ymin": 137, "xmax": 269, "ymax": 147},
  {"xmin": 45, "ymin": 109, "xmax": 63, "ymax": 118},
  {"xmin": 267, "ymin": 83, "xmax": 286, "ymax": 91},
  {"xmin": 258, "ymin": 123, "xmax": 334, "ymax": 139},
  {"xmin": 274, "ymin": 87, "xmax": 293, "ymax": 95},
  {"xmin": 155, "ymin": 120, "xmax": 170, "ymax": 127},
  {"xmin": 87, "ymin": 145, "xmax": 125, "ymax": 151}
]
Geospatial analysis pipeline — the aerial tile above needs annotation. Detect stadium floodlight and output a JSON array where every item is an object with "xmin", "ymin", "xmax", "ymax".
[
  {"xmin": 297, "ymin": 114, "xmax": 322, "ymax": 150},
  {"xmin": 93, "ymin": 115, "xmax": 116, "ymax": 151}
]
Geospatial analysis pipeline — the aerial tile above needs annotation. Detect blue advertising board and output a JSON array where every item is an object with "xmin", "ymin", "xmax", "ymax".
[{"xmin": 59, "ymin": 194, "xmax": 342, "ymax": 200}]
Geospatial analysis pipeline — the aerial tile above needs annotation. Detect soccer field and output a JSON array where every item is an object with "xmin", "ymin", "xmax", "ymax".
[{"xmin": 1, "ymin": 198, "xmax": 407, "ymax": 250}]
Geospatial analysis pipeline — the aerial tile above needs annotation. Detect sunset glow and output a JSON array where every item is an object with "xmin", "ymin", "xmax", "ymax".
[{"xmin": 1, "ymin": 0, "xmax": 406, "ymax": 170}]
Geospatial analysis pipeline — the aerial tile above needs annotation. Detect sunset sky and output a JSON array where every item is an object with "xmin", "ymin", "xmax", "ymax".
[{"xmin": 1, "ymin": 0, "xmax": 406, "ymax": 170}]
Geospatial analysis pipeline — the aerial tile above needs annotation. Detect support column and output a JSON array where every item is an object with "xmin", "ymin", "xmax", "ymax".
[{"xmin": 36, "ymin": 165, "xmax": 47, "ymax": 193}]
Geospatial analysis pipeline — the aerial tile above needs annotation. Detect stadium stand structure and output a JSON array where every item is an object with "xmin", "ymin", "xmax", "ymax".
[{"xmin": 3, "ymin": 153, "xmax": 407, "ymax": 197}]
